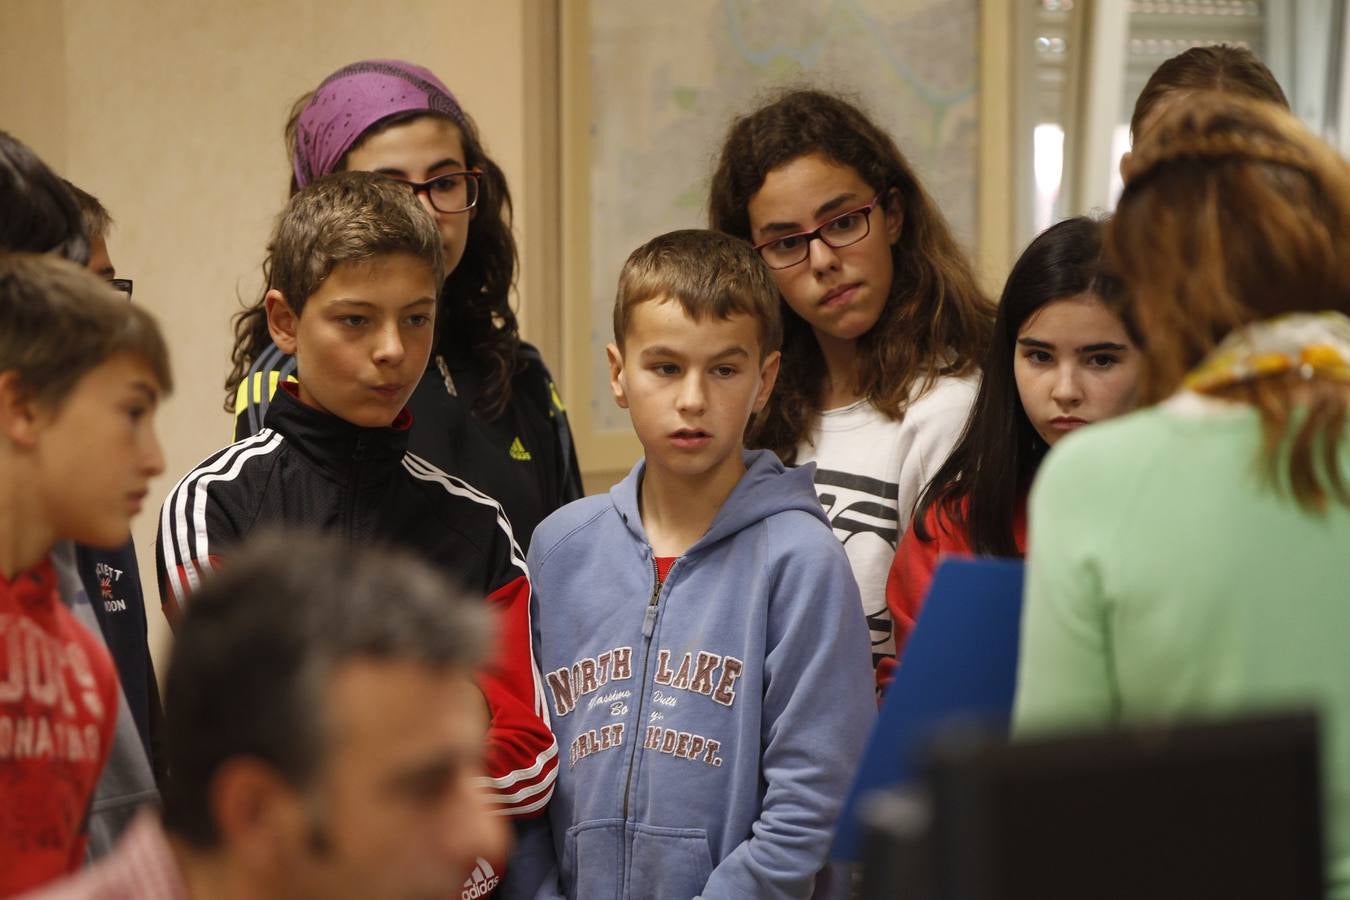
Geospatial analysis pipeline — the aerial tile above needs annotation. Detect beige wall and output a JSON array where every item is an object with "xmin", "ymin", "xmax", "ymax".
[
  {"xmin": 0, "ymin": 0, "xmax": 549, "ymax": 680},
  {"xmin": 1, "ymin": 0, "xmax": 1007, "ymax": 683}
]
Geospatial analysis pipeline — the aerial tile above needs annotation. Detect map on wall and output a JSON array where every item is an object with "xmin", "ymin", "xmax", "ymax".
[{"xmin": 586, "ymin": 0, "xmax": 979, "ymax": 431}]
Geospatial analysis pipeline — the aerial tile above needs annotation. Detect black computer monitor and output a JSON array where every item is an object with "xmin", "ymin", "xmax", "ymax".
[{"xmin": 861, "ymin": 711, "xmax": 1324, "ymax": 900}]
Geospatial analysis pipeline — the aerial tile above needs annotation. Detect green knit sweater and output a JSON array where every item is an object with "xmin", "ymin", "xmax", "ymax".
[{"xmin": 1014, "ymin": 394, "xmax": 1350, "ymax": 897}]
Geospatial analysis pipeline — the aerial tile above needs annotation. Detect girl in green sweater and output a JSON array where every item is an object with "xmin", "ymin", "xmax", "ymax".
[{"xmin": 1014, "ymin": 95, "xmax": 1350, "ymax": 896}]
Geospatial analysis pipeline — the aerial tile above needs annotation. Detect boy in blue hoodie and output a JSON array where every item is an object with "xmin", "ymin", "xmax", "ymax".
[{"xmin": 517, "ymin": 230, "xmax": 875, "ymax": 899}]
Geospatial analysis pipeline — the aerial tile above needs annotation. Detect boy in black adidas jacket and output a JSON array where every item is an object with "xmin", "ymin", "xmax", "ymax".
[{"xmin": 155, "ymin": 175, "xmax": 557, "ymax": 862}]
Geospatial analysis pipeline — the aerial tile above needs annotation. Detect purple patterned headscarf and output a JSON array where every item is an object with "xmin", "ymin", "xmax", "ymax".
[{"xmin": 292, "ymin": 59, "xmax": 466, "ymax": 189}]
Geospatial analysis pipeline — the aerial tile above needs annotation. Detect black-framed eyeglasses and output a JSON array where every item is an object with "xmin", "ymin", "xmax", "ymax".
[
  {"xmin": 398, "ymin": 170, "xmax": 482, "ymax": 214},
  {"xmin": 752, "ymin": 194, "xmax": 885, "ymax": 270},
  {"xmin": 110, "ymin": 278, "xmax": 133, "ymax": 299}
]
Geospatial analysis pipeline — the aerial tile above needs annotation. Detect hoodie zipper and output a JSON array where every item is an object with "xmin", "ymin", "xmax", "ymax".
[{"xmin": 620, "ymin": 556, "xmax": 663, "ymax": 822}]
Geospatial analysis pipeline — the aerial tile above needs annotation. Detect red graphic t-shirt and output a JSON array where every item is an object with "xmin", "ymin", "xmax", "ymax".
[{"xmin": 0, "ymin": 559, "xmax": 118, "ymax": 895}]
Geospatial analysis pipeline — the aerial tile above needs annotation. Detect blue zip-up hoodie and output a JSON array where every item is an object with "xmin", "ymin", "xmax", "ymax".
[{"xmin": 517, "ymin": 450, "xmax": 875, "ymax": 899}]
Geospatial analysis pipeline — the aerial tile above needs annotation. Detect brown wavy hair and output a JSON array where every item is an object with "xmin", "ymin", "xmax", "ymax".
[
  {"xmin": 709, "ymin": 89, "xmax": 993, "ymax": 462},
  {"xmin": 224, "ymin": 172, "xmax": 444, "ymax": 406},
  {"xmin": 226, "ymin": 90, "xmax": 521, "ymax": 417},
  {"xmin": 1130, "ymin": 44, "xmax": 1288, "ymax": 143},
  {"xmin": 1110, "ymin": 94, "xmax": 1350, "ymax": 510}
]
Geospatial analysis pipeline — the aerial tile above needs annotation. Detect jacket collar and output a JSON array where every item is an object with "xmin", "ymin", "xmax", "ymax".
[
  {"xmin": 0, "ymin": 555, "xmax": 57, "ymax": 604},
  {"xmin": 262, "ymin": 382, "xmax": 412, "ymax": 478},
  {"xmin": 608, "ymin": 449, "xmax": 827, "ymax": 555}
]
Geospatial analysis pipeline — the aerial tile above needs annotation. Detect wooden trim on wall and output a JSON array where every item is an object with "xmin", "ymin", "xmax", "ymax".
[
  {"xmin": 560, "ymin": 0, "xmax": 643, "ymax": 476},
  {"xmin": 522, "ymin": 0, "xmax": 564, "ymax": 372},
  {"xmin": 1066, "ymin": 0, "xmax": 1128, "ymax": 216},
  {"xmin": 978, "ymin": 0, "xmax": 1016, "ymax": 296}
]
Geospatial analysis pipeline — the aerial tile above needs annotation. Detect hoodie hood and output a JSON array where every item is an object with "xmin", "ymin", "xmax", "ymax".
[{"xmin": 609, "ymin": 448, "xmax": 828, "ymax": 552}]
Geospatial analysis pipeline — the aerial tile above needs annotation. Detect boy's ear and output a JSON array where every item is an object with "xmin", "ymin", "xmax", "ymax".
[
  {"xmin": 209, "ymin": 756, "xmax": 307, "ymax": 874},
  {"xmin": 753, "ymin": 350, "xmax": 782, "ymax": 415},
  {"xmin": 606, "ymin": 342, "xmax": 629, "ymax": 410},
  {"xmin": 883, "ymin": 191, "xmax": 904, "ymax": 245},
  {"xmin": 0, "ymin": 371, "xmax": 45, "ymax": 449},
  {"xmin": 265, "ymin": 290, "xmax": 300, "ymax": 356}
]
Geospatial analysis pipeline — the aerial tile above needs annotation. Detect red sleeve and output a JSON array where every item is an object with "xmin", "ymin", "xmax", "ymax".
[
  {"xmin": 880, "ymin": 502, "xmax": 984, "ymax": 696},
  {"xmin": 156, "ymin": 551, "xmax": 223, "ymax": 633},
  {"xmin": 477, "ymin": 572, "xmax": 558, "ymax": 817},
  {"xmin": 883, "ymin": 510, "xmax": 944, "ymax": 673}
]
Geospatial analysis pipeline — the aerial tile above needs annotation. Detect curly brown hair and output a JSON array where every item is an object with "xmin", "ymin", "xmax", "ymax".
[
  {"xmin": 226, "ymin": 89, "xmax": 521, "ymax": 418},
  {"xmin": 1110, "ymin": 94, "xmax": 1350, "ymax": 509},
  {"xmin": 709, "ymin": 89, "xmax": 993, "ymax": 462}
]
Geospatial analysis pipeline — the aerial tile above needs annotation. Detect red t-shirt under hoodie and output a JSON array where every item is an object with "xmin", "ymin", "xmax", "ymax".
[{"xmin": 0, "ymin": 559, "xmax": 118, "ymax": 895}]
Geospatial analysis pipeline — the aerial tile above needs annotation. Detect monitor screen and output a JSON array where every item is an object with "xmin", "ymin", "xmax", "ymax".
[{"xmin": 863, "ymin": 712, "xmax": 1324, "ymax": 900}]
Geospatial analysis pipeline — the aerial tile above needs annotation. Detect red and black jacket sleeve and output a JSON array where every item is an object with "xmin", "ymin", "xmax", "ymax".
[
  {"xmin": 469, "ymin": 495, "xmax": 560, "ymax": 817},
  {"xmin": 405, "ymin": 452, "xmax": 561, "ymax": 818}
]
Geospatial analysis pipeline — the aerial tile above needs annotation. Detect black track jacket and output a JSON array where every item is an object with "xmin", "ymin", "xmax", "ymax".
[{"xmin": 156, "ymin": 384, "xmax": 557, "ymax": 815}]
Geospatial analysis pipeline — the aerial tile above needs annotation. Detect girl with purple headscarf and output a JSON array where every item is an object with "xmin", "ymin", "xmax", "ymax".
[{"xmin": 226, "ymin": 60, "xmax": 582, "ymax": 549}]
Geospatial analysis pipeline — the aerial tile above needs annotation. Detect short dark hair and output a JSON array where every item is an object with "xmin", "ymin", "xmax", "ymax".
[
  {"xmin": 225, "ymin": 171, "xmax": 445, "ymax": 409},
  {"xmin": 614, "ymin": 229, "xmax": 782, "ymax": 358},
  {"xmin": 0, "ymin": 131, "xmax": 88, "ymax": 263},
  {"xmin": 266, "ymin": 170, "xmax": 445, "ymax": 317},
  {"xmin": 61, "ymin": 178, "xmax": 113, "ymax": 242},
  {"xmin": 0, "ymin": 253, "xmax": 172, "ymax": 404},
  {"xmin": 160, "ymin": 531, "xmax": 491, "ymax": 848}
]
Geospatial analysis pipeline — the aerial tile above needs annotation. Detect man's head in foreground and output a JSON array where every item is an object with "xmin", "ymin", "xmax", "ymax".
[{"xmin": 161, "ymin": 532, "xmax": 506, "ymax": 899}]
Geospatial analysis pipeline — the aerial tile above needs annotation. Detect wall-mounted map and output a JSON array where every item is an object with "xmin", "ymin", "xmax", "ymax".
[{"xmin": 585, "ymin": 0, "xmax": 979, "ymax": 431}]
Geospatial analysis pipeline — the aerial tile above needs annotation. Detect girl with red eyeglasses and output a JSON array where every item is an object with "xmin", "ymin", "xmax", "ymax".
[
  {"xmin": 226, "ymin": 60, "xmax": 582, "ymax": 552},
  {"xmin": 710, "ymin": 90, "xmax": 993, "ymax": 679}
]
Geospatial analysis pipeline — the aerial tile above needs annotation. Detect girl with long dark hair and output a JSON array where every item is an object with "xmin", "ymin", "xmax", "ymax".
[{"xmin": 883, "ymin": 217, "xmax": 1139, "ymax": 667}]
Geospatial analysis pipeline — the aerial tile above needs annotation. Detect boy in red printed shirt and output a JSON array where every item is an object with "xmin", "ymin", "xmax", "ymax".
[{"xmin": 0, "ymin": 253, "xmax": 172, "ymax": 894}]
